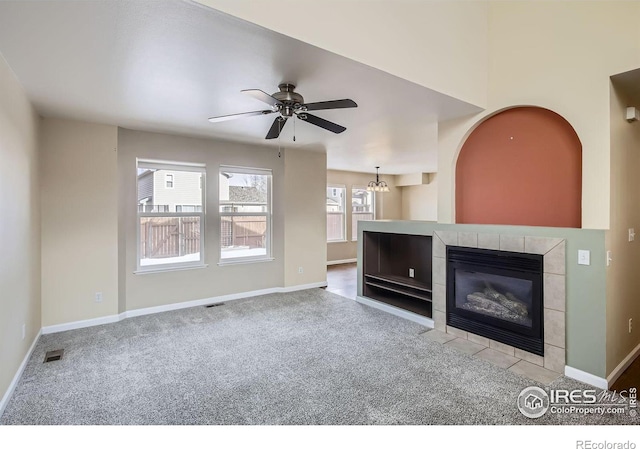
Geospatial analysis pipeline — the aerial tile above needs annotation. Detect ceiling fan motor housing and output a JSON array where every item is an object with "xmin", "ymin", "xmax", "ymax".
[{"xmin": 273, "ymin": 83, "xmax": 305, "ymax": 116}]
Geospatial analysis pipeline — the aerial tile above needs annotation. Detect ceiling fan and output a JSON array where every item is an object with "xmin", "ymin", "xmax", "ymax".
[{"xmin": 208, "ymin": 83, "xmax": 357, "ymax": 140}]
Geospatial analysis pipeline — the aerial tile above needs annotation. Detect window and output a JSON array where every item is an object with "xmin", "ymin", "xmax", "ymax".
[
  {"xmin": 351, "ymin": 187, "xmax": 374, "ymax": 240},
  {"xmin": 327, "ymin": 185, "xmax": 346, "ymax": 242},
  {"xmin": 219, "ymin": 166, "xmax": 272, "ymax": 263},
  {"xmin": 136, "ymin": 160, "xmax": 205, "ymax": 272}
]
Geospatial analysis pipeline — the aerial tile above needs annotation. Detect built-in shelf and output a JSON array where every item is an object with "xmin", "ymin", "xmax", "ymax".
[
  {"xmin": 363, "ymin": 232, "xmax": 433, "ymax": 318},
  {"xmin": 365, "ymin": 274, "xmax": 431, "ymax": 302}
]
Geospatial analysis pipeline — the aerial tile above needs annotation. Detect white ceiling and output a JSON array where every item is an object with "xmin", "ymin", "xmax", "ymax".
[{"xmin": 0, "ymin": 0, "xmax": 481, "ymax": 174}]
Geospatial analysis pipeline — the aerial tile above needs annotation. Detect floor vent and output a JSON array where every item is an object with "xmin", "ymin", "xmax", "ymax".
[
  {"xmin": 205, "ymin": 303, "xmax": 225, "ymax": 308},
  {"xmin": 44, "ymin": 349, "xmax": 64, "ymax": 363}
]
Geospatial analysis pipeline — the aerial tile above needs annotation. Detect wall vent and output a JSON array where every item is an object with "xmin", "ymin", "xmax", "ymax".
[{"xmin": 44, "ymin": 349, "xmax": 64, "ymax": 363}]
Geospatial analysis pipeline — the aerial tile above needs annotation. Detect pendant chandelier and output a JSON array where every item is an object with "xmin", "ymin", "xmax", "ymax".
[{"xmin": 367, "ymin": 166, "xmax": 390, "ymax": 192}]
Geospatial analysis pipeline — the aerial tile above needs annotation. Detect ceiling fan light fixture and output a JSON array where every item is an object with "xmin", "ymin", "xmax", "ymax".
[
  {"xmin": 367, "ymin": 167, "xmax": 390, "ymax": 193},
  {"xmin": 208, "ymin": 84, "xmax": 357, "ymax": 140}
]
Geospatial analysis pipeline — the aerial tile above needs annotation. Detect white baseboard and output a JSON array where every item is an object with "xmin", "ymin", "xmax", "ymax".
[
  {"xmin": 564, "ymin": 366, "xmax": 608, "ymax": 390},
  {"xmin": 124, "ymin": 287, "xmax": 282, "ymax": 319},
  {"xmin": 41, "ymin": 282, "xmax": 328, "ymax": 334},
  {"xmin": 281, "ymin": 281, "xmax": 327, "ymax": 293},
  {"xmin": 0, "ymin": 329, "xmax": 42, "ymax": 418},
  {"xmin": 41, "ymin": 314, "xmax": 122, "ymax": 335},
  {"xmin": 356, "ymin": 295, "xmax": 434, "ymax": 328},
  {"xmin": 327, "ymin": 258, "xmax": 357, "ymax": 266},
  {"xmin": 606, "ymin": 341, "xmax": 640, "ymax": 388}
]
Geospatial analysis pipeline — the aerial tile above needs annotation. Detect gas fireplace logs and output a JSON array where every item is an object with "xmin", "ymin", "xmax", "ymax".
[{"xmin": 461, "ymin": 283, "xmax": 531, "ymax": 325}]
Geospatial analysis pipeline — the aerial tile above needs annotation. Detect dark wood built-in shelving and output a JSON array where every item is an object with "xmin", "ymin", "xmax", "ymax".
[
  {"xmin": 364, "ymin": 273, "xmax": 432, "ymax": 301},
  {"xmin": 362, "ymin": 232, "xmax": 433, "ymax": 318}
]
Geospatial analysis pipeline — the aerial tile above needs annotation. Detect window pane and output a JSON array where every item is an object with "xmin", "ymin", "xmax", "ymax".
[
  {"xmin": 327, "ymin": 213, "xmax": 345, "ymax": 241},
  {"xmin": 219, "ymin": 168, "xmax": 272, "ymax": 261},
  {"xmin": 327, "ymin": 186, "xmax": 346, "ymax": 242},
  {"xmin": 219, "ymin": 166, "xmax": 271, "ymax": 260},
  {"xmin": 352, "ymin": 187, "xmax": 374, "ymax": 240},
  {"xmin": 220, "ymin": 215, "xmax": 267, "ymax": 259},
  {"xmin": 220, "ymin": 172, "xmax": 268, "ymax": 211},
  {"xmin": 139, "ymin": 216, "xmax": 201, "ymax": 266},
  {"xmin": 138, "ymin": 169, "xmax": 203, "ymax": 213},
  {"xmin": 326, "ymin": 187, "xmax": 344, "ymax": 212}
]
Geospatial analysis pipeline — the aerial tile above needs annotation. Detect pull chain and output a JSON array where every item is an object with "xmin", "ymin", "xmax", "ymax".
[
  {"xmin": 278, "ymin": 118, "xmax": 282, "ymax": 158},
  {"xmin": 293, "ymin": 116, "xmax": 296, "ymax": 142}
]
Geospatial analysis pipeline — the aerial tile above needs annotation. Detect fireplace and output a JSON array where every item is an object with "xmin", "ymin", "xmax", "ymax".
[{"xmin": 446, "ymin": 246, "xmax": 544, "ymax": 356}]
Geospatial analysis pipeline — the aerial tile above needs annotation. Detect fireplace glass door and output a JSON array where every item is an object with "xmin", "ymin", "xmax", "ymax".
[
  {"xmin": 454, "ymin": 270, "xmax": 533, "ymax": 328},
  {"xmin": 446, "ymin": 246, "xmax": 544, "ymax": 356}
]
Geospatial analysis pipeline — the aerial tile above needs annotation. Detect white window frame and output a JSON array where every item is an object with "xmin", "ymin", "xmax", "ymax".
[
  {"xmin": 218, "ymin": 165, "xmax": 273, "ymax": 265},
  {"xmin": 136, "ymin": 159, "xmax": 206, "ymax": 273},
  {"xmin": 351, "ymin": 185, "xmax": 375, "ymax": 241},
  {"xmin": 327, "ymin": 184, "xmax": 347, "ymax": 243}
]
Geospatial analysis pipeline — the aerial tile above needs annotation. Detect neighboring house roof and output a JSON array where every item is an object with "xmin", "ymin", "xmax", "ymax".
[{"xmin": 228, "ymin": 186, "xmax": 266, "ymax": 203}]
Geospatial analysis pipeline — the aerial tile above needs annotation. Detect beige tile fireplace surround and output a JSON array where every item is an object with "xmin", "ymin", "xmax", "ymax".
[{"xmin": 431, "ymin": 231, "xmax": 566, "ymax": 385}]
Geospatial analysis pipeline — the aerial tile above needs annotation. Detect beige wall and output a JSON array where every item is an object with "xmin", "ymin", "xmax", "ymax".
[
  {"xmin": 605, "ymin": 84, "xmax": 640, "ymax": 376},
  {"xmin": 209, "ymin": 0, "xmax": 640, "ymax": 230},
  {"xmin": 284, "ymin": 149, "xmax": 327, "ymax": 286},
  {"xmin": 438, "ymin": 1, "xmax": 640, "ymax": 230},
  {"xmin": 37, "ymin": 123, "xmax": 328, "ymax": 325},
  {"xmin": 0, "ymin": 56, "xmax": 40, "ymax": 405},
  {"xmin": 197, "ymin": 0, "xmax": 489, "ymax": 107},
  {"xmin": 40, "ymin": 119, "xmax": 118, "ymax": 326},
  {"xmin": 326, "ymin": 169, "xmax": 401, "ymax": 263},
  {"xmin": 401, "ymin": 174, "xmax": 438, "ymax": 221},
  {"xmin": 118, "ymin": 129, "xmax": 286, "ymax": 310}
]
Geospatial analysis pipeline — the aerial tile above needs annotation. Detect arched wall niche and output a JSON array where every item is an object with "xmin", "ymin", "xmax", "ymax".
[{"xmin": 455, "ymin": 106, "xmax": 582, "ymax": 228}]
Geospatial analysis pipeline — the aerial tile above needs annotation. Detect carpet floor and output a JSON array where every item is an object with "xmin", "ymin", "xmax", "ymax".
[{"xmin": 0, "ymin": 289, "xmax": 634, "ymax": 425}]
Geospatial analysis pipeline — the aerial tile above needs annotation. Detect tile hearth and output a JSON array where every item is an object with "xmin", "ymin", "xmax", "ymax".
[{"xmin": 430, "ymin": 231, "xmax": 567, "ymax": 385}]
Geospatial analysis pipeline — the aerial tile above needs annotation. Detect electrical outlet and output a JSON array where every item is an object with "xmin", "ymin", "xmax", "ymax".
[
  {"xmin": 578, "ymin": 250, "xmax": 590, "ymax": 266},
  {"xmin": 298, "ymin": 267, "xmax": 303, "ymax": 274},
  {"xmin": 21, "ymin": 323, "xmax": 25, "ymax": 340},
  {"xmin": 630, "ymin": 318, "xmax": 633, "ymax": 334},
  {"xmin": 408, "ymin": 268, "xmax": 415, "ymax": 278},
  {"xmin": 630, "ymin": 228, "xmax": 636, "ymax": 242},
  {"xmin": 95, "ymin": 292, "xmax": 103, "ymax": 303}
]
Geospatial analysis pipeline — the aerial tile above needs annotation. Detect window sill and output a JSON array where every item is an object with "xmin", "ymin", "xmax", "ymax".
[
  {"xmin": 134, "ymin": 264, "xmax": 208, "ymax": 275},
  {"xmin": 328, "ymin": 240, "xmax": 348, "ymax": 244},
  {"xmin": 218, "ymin": 257, "xmax": 275, "ymax": 266}
]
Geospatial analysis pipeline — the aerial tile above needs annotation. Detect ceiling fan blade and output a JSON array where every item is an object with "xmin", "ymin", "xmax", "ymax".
[
  {"xmin": 208, "ymin": 109, "xmax": 274, "ymax": 123},
  {"xmin": 242, "ymin": 89, "xmax": 282, "ymax": 109},
  {"xmin": 299, "ymin": 113, "xmax": 346, "ymax": 134},
  {"xmin": 266, "ymin": 117, "xmax": 287, "ymax": 139},
  {"xmin": 302, "ymin": 99, "xmax": 357, "ymax": 111}
]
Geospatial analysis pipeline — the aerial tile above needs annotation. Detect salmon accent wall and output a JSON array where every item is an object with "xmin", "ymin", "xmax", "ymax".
[{"xmin": 455, "ymin": 107, "xmax": 582, "ymax": 228}]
